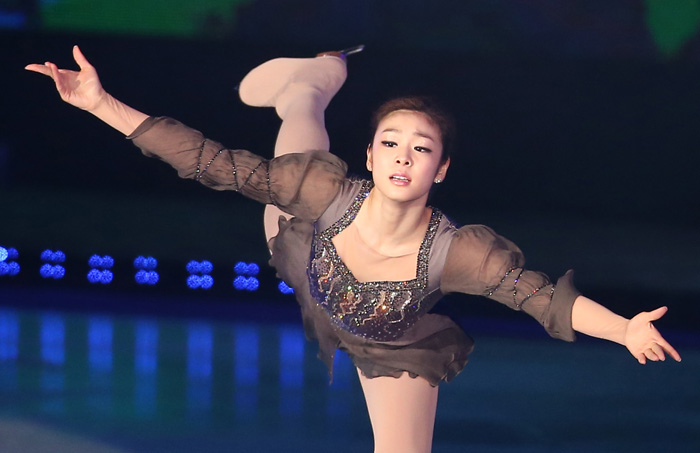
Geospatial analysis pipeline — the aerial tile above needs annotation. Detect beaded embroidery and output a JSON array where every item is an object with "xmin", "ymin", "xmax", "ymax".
[
  {"xmin": 487, "ymin": 267, "xmax": 554, "ymax": 310},
  {"xmin": 308, "ymin": 180, "xmax": 443, "ymax": 341},
  {"xmin": 194, "ymin": 142, "xmax": 273, "ymax": 202}
]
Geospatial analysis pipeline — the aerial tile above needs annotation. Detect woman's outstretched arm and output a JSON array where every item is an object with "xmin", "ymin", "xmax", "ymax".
[
  {"xmin": 440, "ymin": 225, "xmax": 682, "ymax": 365},
  {"xmin": 25, "ymin": 45, "xmax": 148, "ymax": 135},
  {"xmin": 27, "ymin": 46, "xmax": 348, "ymax": 221},
  {"xmin": 571, "ymin": 296, "xmax": 682, "ymax": 364}
]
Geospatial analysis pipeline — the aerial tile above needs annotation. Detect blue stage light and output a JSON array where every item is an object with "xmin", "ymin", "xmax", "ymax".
[
  {"xmin": 87, "ymin": 269, "xmax": 101, "ymax": 283},
  {"xmin": 135, "ymin": 256, "xmax": 158, "ymax": 270},
  {"xmin": 278, "ymin": 281, "xmax": 295, "ymax": 294},
  {"xmin": 135, "ymin": 270, "xmax": 146, "ymax": 284},
  {"xmin": 233, "ymin": 276, "xmax": 259, "ymax": 292},
  {"xmin": 189, "ymin": 261, "xmax": 201, "ymax": 273},
  {"xmin": 88, "ymin": 255, "xmax": 114, "ymax": 269},
  {"xmin": 233, "ymin": 275, "xmax": 246, "ymax": 290},
  {"xmin": 187, "ymin": 275, "xmax": 201, "ymax": 289},
  {"xmin": 100, "ymin": 270, "xmax": 113, "ymax": 284},
  {"xmin": 134, "ymin": 256, "xmax": 159, "ymax": 285},
  {"xmin": 186, "ymin": 261, "xmax": 200, "ymax": 274},
  {"xmin": 41, "ymin": 250, "xmax": 65, "ymax": 263},
  {"xmin": 40, "ymin": 264, "xmax": 65, "ymax": 279},
  {"xmin": 87, "ymin": 255, "xmax": 114, "ymax": 284},
  {"xmin": 200, "ymin": 275, "xmax": 214, "ymax": 289},
  {"xmin": 234, "ymin": 261, "xmax": 260, "ymax": 276},
  {"xmin": 41, "ymin": 249, "xmax": 65, "ymax": 263},
  {"xmin": 234, "ymin": 262, "xmax": 247, "ymax": 275},
  {"xmin": 136, "ymin": 270, "xmax": 159, "ymax": 285},
  {"xmin": 247, "ymin": 277, "xmax": 259, "ymax": 291},
  {"xmin": 187, "ymin": 274, "xmax": 213, "ymax": 289},
  {"xmin": 147, "ymin": 271, "xmax": 159, "ymax": 284},
  {"xmin": 187, "ymin": 260, "xmax": 213, "ymax": 289},
  {"xmin": 86, "ymin": 269, "xmax": 113, "ymax": 284},
  {"xmin": 0, "ymin": 247, "xmax": 20, "ymax": 277},
  {"xmin": 247, "ymin": 263, "xmax": 260, "ymax": 276}
]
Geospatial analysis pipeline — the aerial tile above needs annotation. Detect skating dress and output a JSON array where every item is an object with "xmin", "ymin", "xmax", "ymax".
[{"xmin": 128, "ymin": 116, "xmax": 580, "ymax": 386}]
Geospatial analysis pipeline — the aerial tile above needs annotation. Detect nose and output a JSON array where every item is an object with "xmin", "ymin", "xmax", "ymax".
[{"xmin": 395, "ymin": 149, "xmax": 412, "ymax": 167}]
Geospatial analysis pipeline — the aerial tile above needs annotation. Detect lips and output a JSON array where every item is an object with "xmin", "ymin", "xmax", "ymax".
[{"xmin": 389, "ymin": 173, "xmax": 411, "ymax": 186}]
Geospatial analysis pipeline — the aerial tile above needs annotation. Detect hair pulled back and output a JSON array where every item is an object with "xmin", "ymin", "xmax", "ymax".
[{"xmin": 370, "ymin": 96, "xmax": 455, "ymax": 164}]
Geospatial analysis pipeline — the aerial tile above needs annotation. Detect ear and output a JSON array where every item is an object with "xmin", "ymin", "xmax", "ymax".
[
  {"xmin": 436, "ymin": 157, "xmax": 450, "ymax": 181},
  {"xmin": 366, "ymin": 143, "xmax": 373, "ymax": 171}
]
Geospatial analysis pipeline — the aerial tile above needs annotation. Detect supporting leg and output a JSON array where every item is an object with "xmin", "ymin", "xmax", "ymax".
[
  {"xmin": 357, "ymin": 369, "xmax": 439, "ymax": 453},
  {"xmin": 238, "ymin": 56, "xmax": 347, "ymax": 242}
]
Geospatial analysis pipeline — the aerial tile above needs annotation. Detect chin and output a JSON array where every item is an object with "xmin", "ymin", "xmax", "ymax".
[{"xmin": 378, "ymin": 185, "xmax": 429, "ymax": 205}]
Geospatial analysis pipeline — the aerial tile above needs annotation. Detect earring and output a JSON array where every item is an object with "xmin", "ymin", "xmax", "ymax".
[{"xmin": 434, "ymin": 178, "xmax": 442, "ymax": 184}]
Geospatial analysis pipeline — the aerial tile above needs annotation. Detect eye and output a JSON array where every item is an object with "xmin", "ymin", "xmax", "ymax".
[
  {"xmin": 381, "ymin": 141, "xmax": 397, "ymax": 148},
  {"xmin": 414, "ymin": 146, "xmax": 432, "ymax": 153}
]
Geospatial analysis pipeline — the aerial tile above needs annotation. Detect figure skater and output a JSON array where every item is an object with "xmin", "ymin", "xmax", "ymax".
[{"xmin": 26, "ymin": 46, "xmax": 681, "ymax": 453}]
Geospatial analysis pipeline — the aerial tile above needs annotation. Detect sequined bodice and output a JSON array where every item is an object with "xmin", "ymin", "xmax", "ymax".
[{"xmin": 308, "ymin": 180, "xmax": 443, "ymax": 341}]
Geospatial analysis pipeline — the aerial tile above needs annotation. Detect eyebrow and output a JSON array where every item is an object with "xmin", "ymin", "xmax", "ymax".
[{"xmin": 381, "ymin": 128, "xmax": 436, "ymax": 142}]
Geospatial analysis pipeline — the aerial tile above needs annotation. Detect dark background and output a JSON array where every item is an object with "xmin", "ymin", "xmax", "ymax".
[{"xmin": 1, "ymin": 0, "xmax": 699, "ymax": 328}]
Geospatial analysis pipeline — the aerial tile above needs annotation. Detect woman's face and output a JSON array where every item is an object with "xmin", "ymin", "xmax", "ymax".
[{"xmin": 366, "ymin": 110, "xmax": 450, "ymax": 206}]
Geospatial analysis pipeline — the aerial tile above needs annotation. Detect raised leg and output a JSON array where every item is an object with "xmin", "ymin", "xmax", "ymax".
[
  {"xmin": 357, "ymin": 369, "xmax": 439, "ymax": 453},
  {"xmin": 238, "ymin": 56, "xmax": 347, "ymax": 243}
]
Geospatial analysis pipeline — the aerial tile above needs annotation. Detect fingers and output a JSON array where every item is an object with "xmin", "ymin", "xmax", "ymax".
[
  {"xmin": 656, "ymin": 334, "xmax": 682, "ymax": 362},
  {"xmin": 648, "ymin": 308, "xmax": 682, "ymax": 362},
  {"xmin": 25, "ymin": 45, "xmax": 90, "ymax": 77},
  {"xmin": 72, "ymin": 45, "xmax": 92, "ymax": 69},
  {"xmin": 24, "ymin": 63, "xmax": 53, "ymax": 77},
  {"xmin": 647, "ymin": 306, "xmax": 668, "ymax": 321},
  {"xmin": 46, "ymin": 62, "xmax": 65, "ymax": 93},
  {"xmin": 650, "ymin": 343, "xmax": 665, "ymax": 361},
  {"xmin": 635, "ymin": 336, "xmax": 681, "ymax": 365}
]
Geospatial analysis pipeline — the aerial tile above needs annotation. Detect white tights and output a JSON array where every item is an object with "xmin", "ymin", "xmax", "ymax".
[{"xmin": 357, "ymin": 369, "xmax": 439, "ymax": 453}]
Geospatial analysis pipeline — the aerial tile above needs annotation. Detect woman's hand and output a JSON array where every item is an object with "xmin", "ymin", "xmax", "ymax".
[
  {"xmin": 625, "ymin": 306, "xmax": 682, "ymax": 364},
  {"xmin": 25, "ymin": 45, "xmax": 106, "ymax": 112},
  {"xmin": 25, "ymin": 45, "xmax": 148, "ymax": 135}
]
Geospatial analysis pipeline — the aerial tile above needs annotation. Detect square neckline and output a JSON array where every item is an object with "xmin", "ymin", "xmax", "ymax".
[{"xmin": 315, "ymin": 180, "xmax": 442, "ymax": 290}]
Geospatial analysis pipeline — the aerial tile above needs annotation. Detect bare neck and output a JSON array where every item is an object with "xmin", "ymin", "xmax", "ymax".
[{"xmin": 354, "ymin": 188, "xmax": 431, "ymax": 255}]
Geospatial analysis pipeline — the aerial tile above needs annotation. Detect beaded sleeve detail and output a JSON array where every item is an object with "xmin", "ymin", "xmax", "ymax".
[
  {"xmin": 128, "ymin": 116, "xmax": 347, "ymax": 220},
  {"xmin": 193, "ymin": 139, "xmax": 272, "ymax": 202},
  {"xmin": 486, "ymin": 267, "xmax": 556, "ymax": 310},
  {"xmin": 308, "ymin": 180, "xmax": 443, "ymax": 341}
]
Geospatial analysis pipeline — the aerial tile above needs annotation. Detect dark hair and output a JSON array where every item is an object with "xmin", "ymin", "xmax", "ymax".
[{"xmin": 370, "ymin": 96, "xmax": 455, "ymax": 164}]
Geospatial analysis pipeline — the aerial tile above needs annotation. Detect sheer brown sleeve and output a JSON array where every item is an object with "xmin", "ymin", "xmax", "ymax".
[
  {"xmin": 439, "ymin": 225, "xmax": 579, "ymax": 341},
  {"xmin": 127, "ymin": 116, "xmax": 347, "ymax": 220}
]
